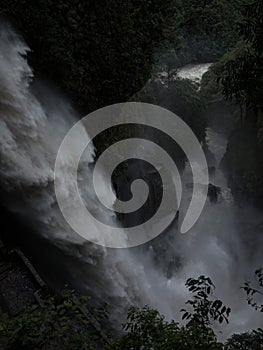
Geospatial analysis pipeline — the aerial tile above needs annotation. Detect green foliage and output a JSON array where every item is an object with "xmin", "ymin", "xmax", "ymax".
[
  {"xmin": 225, "ymin": 329, "xmax": 263, "ymax": 350},
  {"xmin": 155, "ymin": 48, "xmax": 180, "ymax": 75},
  {"xmin": 0, "ymin": 289, "xmax": 102, "ymax": 350},
  {"xmin": 0, "ymin": 0, "xmax": 246, "ymax": 170},
  {"xmin": 215, "ymin": 0, "xmax": 263, "ymax": 114},
  {"xmin": 0, "ymin": 0, "xmax": 181, "ymax": 160},
  {"xmin": 0, "ymin": 0, "xmax": 177, "ymax": 113},
  {"xmin": 217, "ymin": 41, "xmax": 262, "ymax": 114},
  {"xmin": 200, "ymin": 55, "xmax": 237, "ymax": 101},
  {"xmin": 109, "ymin": 275, "xmax": 229, "ymax": 350},
  {"xmin": 156, "ymin": 0, "xmax": 244, "ymax": 69},
  {"xmin": 0, "ymin": 0, "xmax": 246, "ymax": 113},
  {"xmin": 239, "ymin": 0, "xmax": 263, "ymax": 54},
  {"xmin": 181, "ymin": 276, "xmax": 231, "ymax": 327},
  {"xmin": 108, "ymin": 306, "xmax": 181, "ymax": 350},
  {"xmin": 200, "ymin": 0, "xmax": 263, "ymax": 112},
  {"xmin": 108, "ymin": 307, "xmax": 224, "ymax": 350},
  {"xmin": 1, "ymin": 273, "xmax": 262, "ymax": 349},
  {"xmin": 202, "ymin": 1, "xmax": 263, "ymax": 202}
]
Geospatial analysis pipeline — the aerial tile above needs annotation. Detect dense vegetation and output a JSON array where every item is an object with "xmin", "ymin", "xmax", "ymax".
[
  {"xmin": 201, "ymin": 0, "xmax": 263, "ymax": 203},
  {"xmin": 0, "ymin": 0, "xmax": 246, "ymax": 113},
  {"xmin": 0, "ymin": 0, "xmax": 247, "ymax": 160},
  {"xmin": 0, "ymin": 289, "xmax": 107, "ymax": 349},
  {"xmin": 1, "ymin": 271, "xmax": 262, "ymax": 349},
  {"xmin": 0, "ymin": 0, "xmax": 177, "ymax": 113},
  {"xmin": 156, "ymin": 0, "xmax": 244, "ymax": 69}
]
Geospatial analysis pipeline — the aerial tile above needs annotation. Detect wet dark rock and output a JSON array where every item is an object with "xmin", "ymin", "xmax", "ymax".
[{"xmin": 208, "ymin": 183, "xmax": 221, "ymax": 202}]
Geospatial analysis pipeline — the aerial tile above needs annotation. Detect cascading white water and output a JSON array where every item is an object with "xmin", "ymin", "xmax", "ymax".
[
  {"xmin": 177, "ymin": 63, "xmax": 212, "ymax": 82},
  {"xmin": 0, "ymin": 26, "xmax": 169, "ymax": 323},
  {"xmin": 0, "ymin": 26, "xmax": 262, "ymax": 338}
]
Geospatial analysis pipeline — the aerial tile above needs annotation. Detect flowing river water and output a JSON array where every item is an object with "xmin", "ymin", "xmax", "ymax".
[{"xmin": 0, "ymin": 28, "xmax": 262, "ymax": 339}]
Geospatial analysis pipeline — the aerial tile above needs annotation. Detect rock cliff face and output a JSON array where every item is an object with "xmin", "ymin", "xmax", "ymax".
[
  {"xmin": 221, "ymin": 112, "xmax": 263, "ymax": 206},
  {"xmin": 201, "ymin": 78, "xmax": 263, "ymax": 206},
  {"xmin": 0, "ymin": 238, "xmax": 45, "ymax": 316}
]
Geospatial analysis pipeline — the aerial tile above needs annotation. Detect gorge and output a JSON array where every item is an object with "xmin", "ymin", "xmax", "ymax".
[{"xmin": 0, "ymin": 26, "xmax": 262, "ymax": 345}]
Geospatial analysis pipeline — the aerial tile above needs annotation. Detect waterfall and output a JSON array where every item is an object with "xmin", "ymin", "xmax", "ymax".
[
  {"xmin": 0, "ymin": 26, "xmax": 161, "ymax": 323},
  {"xmin": 177, "ymin": 63, "xmax": 212, "ymax": 82},
  {"xmin": 0, "ymin": 26, "xmax": 262, "ymax": 338}
]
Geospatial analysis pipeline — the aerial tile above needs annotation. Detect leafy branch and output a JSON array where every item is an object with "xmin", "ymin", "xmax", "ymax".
[{"xmin": 242, "ymin": 268, "xmax": 263, "ymax": 312}]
